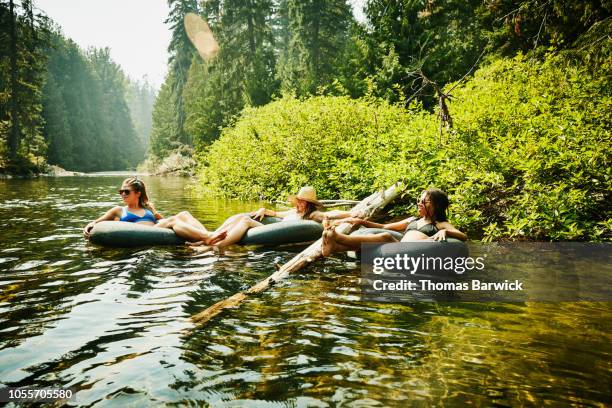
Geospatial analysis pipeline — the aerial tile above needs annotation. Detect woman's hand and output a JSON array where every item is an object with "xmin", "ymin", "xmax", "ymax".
[
  {"xmin": 431, "ymin": 229, "xmax": 447, "ymax": 242},
  {"xmin": 250, "ymin": 208, "xmax": 266, "ymax": 221},
  {"xmin": 83, "ymin": 222, "xmax": 96, "ymax": 238},
  {"xmin": 350, "ymin": 209, "xmax": 366, "ymax": 218}
]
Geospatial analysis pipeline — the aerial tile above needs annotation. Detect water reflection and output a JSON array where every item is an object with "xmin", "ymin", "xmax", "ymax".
[{"xmin": 0, "ymin": 176, "xmax": 610, "ymax": 406}]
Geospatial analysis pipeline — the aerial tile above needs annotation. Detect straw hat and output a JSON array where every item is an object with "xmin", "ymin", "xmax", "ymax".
[{"xmin": 288, "ymin": 186, "xmax": 322, "ymax": 207}]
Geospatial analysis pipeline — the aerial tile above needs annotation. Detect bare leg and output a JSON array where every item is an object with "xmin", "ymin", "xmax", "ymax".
[
  {"xmin": 215, "ymin": 213, "xmax": 251, "ymax": 233},
  {"xmin": 213, "ymin": 217, "xmax": 263, "ymax": 249},
  {"xmin": 321, "ymin": 226, "xmax": 398, "ymax": 257},
  {"xmin": 175, "ymin": 211, "xmax": 208, "ymax": 231},
  {"xmin": 156, "ymin": 216, "xmax": 225, "ymax": 244}
]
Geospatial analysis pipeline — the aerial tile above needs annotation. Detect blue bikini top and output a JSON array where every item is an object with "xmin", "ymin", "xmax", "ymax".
[{"xmin": 120, "ymin": 207, "xmax": 157, "ymax": 224}]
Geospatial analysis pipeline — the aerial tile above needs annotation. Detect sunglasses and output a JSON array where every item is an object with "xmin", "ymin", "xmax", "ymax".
[
  {"xmin": 118, "ymin": 189, "xmax": 134, "ymax": 195},
  {"xmin": 417, "ymin": 198, "xmax": 431, "ymax": 206}
]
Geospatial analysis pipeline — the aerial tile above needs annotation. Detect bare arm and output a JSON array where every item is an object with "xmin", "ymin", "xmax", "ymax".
[
  {"xmin": 250, "ymin": 207, "xmax": 292, "ymax": 220},
  {"xmin": 310, "ymin": 208, "xmax": 368, "ymax": 223},
  {"xmin": 380, "ymin": 217, "xmax": 415, "ymax": 231},
  {"xmin": 328, "ymin": 216, "xmax": 415, "ymax": 231},
  {"xmin": 432, "ymin": 221, "xmax": 468, "ymax": 241},
  {"xmin": 310, "ymin": 210, "xmax": 350, "ymax": 222},
  {"xmin": 83, "ymin": 206, "xmax": 122, "ymax": 238}
]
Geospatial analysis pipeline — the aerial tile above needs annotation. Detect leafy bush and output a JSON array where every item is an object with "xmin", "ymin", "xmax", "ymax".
[{"xmin": 198, "ymin": 53, "xmax": 610, "ymax": 241}]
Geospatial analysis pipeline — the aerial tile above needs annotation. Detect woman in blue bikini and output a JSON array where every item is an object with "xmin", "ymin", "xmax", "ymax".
[
  {"xmin": 83, "ymin": 177, "xmax": 226, "ymax": 245},
  {"xmin": 320, "ymin": 188, "xmax": 467, "ymax": 256}
]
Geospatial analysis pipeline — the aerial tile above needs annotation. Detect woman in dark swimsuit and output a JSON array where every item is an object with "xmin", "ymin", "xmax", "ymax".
[
  {"xmin": 83, "ymin": 177, "xmax": 226, "ymax": 245},
  {"xmin": 320, "ymin": 188, "xmax": 467, "ymax": 256}
]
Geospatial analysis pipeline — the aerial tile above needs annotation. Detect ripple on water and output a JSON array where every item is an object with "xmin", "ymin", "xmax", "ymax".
[
  {"xmin": 0, "ymin": 178, "xmax": 610, "ymax": 406},
  {"xmin": 11, "ymin": 259, "xmax": 49, "ymax": 271}
]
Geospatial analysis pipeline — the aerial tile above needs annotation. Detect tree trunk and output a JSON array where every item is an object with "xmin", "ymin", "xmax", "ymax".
[{"xmin": 8, "ymin": 0, "xmax": 21, "ymax": 160}]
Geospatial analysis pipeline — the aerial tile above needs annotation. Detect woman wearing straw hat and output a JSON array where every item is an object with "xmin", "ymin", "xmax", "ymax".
[{"xmin": 189, "ymin": 186, "xmax": 359, "ymax": 251}]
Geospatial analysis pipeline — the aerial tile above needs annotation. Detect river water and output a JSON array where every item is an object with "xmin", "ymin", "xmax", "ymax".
[{"xmin": 0, "ymin": 175, "xmax": 610, "ymax": 407}]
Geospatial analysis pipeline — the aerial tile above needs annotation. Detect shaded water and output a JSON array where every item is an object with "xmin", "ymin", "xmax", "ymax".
[{"xmin": 0, "ymin": 176, "xmax": 610, "ymax": 406}]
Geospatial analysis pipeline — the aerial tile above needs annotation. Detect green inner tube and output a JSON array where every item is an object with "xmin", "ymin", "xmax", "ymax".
[
  {"xmin": 349, "ymin": 227, "xmax": 468, "ymax": 259},
  {"xmin": 240, "ymin": 217, "xmax": 323, "ymax": 246},
  {"xmin": 89, "ymin": 215, "xmax": 324, "ymax": 248},
  {"xmin": 89, "ymin": 221, "xmax": 184, "ymax": 247}
]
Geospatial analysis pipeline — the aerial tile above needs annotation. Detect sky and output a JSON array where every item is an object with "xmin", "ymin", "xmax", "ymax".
[
  {"xmin": 35, "ymin": 0, "xmax": 367, "ymax": 90},
  {"xmin": 36, "ymin": 0, "xmax": 172, "ymax": 88}
]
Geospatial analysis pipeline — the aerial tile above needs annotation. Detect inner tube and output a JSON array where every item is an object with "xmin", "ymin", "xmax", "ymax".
[
  {"xmin": 348, "ymin": 228, "xmax": 468, "ymax": 259},
  {"xmin": 240, "ymin": 216, "xmax": 323, "ymax": 246},
  {"xmin": 89, "ymin": 221, "xmax": 184, "ymax": 247},
  {"xmin": 89, "ymin": 215, "xmax": 324, "ymax": 247}
]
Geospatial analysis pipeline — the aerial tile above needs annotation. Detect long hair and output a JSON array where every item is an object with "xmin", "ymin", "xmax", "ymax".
[
  {"xmin": 298, "ymin": 201, "xmax": 319, "ymax": 220},
  {"xmin": 123, "ymin": 177, "xmax": 158, "ymax": 216},
  {"xmin": 424, "ymin": 188, "xmax": 449, "ymax": 222}
]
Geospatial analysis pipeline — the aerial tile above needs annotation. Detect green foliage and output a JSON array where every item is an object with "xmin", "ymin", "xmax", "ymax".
[
  {"xmin": 476, "ymin": 0, "xmax": 612, "ymax": 55},
  {"xmin": 447, "ymin": 52, "xmax": 611, "ymax": 241},
  {"xmin": 153, "ymin": 0, "xmax": 610, "ymax": 159},
  {"xmin": 182, "ymin": 0, "xmax": 278, "ymax": 148},
  {"xmin": 199, "ymin": 95, "xmax": 418, "ymax": 200},
  {"xmin": 41, "ymin": 33, "xmax": 144, "ymax": 171},
  {"xmin": 198, "ymin": 53, "xmax": 611, "ymax": 241},
  {"xmin": 359, "ymin": 0, "xmax": 486, "ymax": 105},
  {"xmin": 126, "ymin": 77, "xmax": 156, "ymax": 148},
  {"xmin": 149, "ymin": 73, "xmax": 181, "ymax": 158},
  {"xmin": 0, "ymin": 2, "xmax": 146, "ymax": 174},
  {"xmin": 0, "ymin": 0, "xmax": 48, "ymax": 173},
  {"xmin": 166, "ymin": 0, "xmax": 200, "ymax": 148},
  {"xmin": 277, "ymin": 0, "xmax": 354, "ymax": 95}
]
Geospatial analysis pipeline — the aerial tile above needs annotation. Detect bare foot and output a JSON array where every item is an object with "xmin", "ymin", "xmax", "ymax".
[
  {"xmin": 321, "ymin": 227, "xmax": 340, "ymax": 256},
  {"xmin": 190, "ymin": 245, "xmax": 213, "ymax": 254},
  {"xmin": 186, "ymin": 240, "xmax": 205, "ymax": 247},
  {"xmin": 323, "ymin": 219, "xmax": 335, "ymax": 231},
  {"xmin": 205, "ymin": 230, "xmax": 227, "ymax": 246}
]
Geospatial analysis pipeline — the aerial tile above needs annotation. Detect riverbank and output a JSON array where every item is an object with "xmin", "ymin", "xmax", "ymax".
[
  {"xmin": 0, "ymin": 166, "xmax": 153, "ymax": 179},
  {"xmin": 0, "ymin": 165, "xmax": 82, "ymax": 179},
  {"xmin": 197, "ymin": 53, "xmax": 611, "ymax": 242}
]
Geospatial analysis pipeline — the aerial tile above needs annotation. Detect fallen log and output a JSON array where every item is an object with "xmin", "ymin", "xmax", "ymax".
[
  {"xmin": 191, "ymin": 182, "xmax": 401, "ymax": 326},
  {"xmin": 319, "ymin": 199, "xmax": 361, "ymax": 206},
  {"xmin": 277, "ymin": 199, "xmax": 361, "ymax": 207}
]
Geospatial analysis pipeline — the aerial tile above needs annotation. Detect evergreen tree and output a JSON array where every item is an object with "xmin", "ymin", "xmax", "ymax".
[
  {"xmin": 276, "ymin": 0, "xmax": 353, "ymax": 95},
  {"xmin": 181, "ymin": 0, "xmax": 277, "ymax": 146},
  {"xmin": 0, "ymin": 0, "xmax": 48, "ymax": 171},
  {"xmin": 126, "ymin": 77, "xmax": 156, "ymax": 150},
  {"xmin": 88, "ymin": 47, "xmax": 143, "ymax": 169},
  {"xmin": 43, "ymin": 32, "xmax": 143, "ymax": 171},
  {"xmin": 361, "ymin": 0, "xmax": 485, "ymax": 104},
  {"xmin": 477, "ymin": 0, "xmax": 612, "ymax": 55},
  {"xmin": 149, "ymin": 72, "xmax": 180, "ymax": 158},
  {"xmin": 42, "ymin": 70, "xmax": 71, "ymax": 168},
  {"xmin": 165, "ymin": 0, "xmax": 199, "ymax": 149}
]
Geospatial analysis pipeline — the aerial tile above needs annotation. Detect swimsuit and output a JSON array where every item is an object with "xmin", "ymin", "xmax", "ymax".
[
  {"xmin": 405, "ymin": 220, "xmax": 438, "ymax": 237},
  {"xmin": 282, "ymin": 212, "xmax": 303, "ymax": 221},
  {"xmin": 120, "ymin": 207, "xmax": 157, "ymax": 224}
]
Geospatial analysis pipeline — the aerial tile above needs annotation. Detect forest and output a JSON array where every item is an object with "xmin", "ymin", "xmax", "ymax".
[
  {"xmin": 0, "ymin": 0, "xmax": 155, "ymax": 172},
  {"xmin": 154, "ymin": 0, "xmax": 610, "ymax": 241},
  {"xmin": 0, "ymin": 0, "xmax": 610, "ymax": 240}
]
